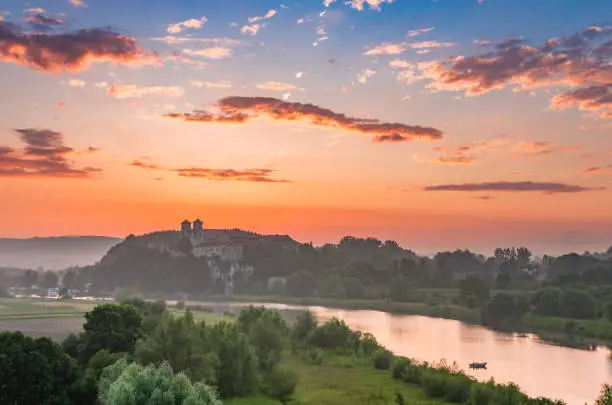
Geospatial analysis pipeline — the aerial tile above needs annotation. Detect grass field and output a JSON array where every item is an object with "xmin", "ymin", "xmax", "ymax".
[
  {"xmin": 0, "ymin": 298, "xmax": 234, "ymax": 340},
  {"xmin": 227, "ymin": 353, "xmax": 451, "ymax": 405}
]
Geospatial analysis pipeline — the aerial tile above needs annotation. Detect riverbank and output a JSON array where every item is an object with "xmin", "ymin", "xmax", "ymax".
[{"xmin": 198, "ymin": 294, "xmax": 612, "ymax": 347}]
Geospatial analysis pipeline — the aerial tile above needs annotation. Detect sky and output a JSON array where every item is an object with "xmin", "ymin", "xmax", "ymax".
[{"xmin": 1, "ymin": 0, "xmax": 612, "ymax": 255}]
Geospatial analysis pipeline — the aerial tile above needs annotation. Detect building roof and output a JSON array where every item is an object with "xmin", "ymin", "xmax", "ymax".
[
  {"xmin": 194, "ymin": 219, "xmax": 203, "ymax": 224},
  {"xmin": 261, "ymin": 234, "xmax": 301, "ymax": 246},
  {"xmin": 181, "ymin": 219, "xmax": 191, "ymax": 225},
  {"xmin": 195, "ymin": 240, "xmax": 237, "ymax": 247}
]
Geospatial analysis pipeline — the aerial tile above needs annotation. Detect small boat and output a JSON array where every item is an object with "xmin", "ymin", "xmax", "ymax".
[{"xmin": 469, "ymin": 362, "xmax": 487, "ymax": 369}]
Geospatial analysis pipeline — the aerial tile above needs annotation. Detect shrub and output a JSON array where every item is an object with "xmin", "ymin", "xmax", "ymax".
[
  {"xmin": 564, "ymin": 320, "xmax": 577, "ymax": 333},
  {"xmin": 357, "ymin": 333, "xmax": 381, "ymax": 357},
  {"xmin": 469, "ymin": 382, "xmax": 496, "ymax": 405},
  {"xmin": 444, "ymin": 375, "xmax": 473, "ymax": 403},
  {"xmin": 308, "ymin": 318, "xmax": 353, "ymax": 350},
  {"xmin": 402, "ymin": 364, "xmax": 424, "ymax": 385},
  {"xmin": 391, "ymin": 357, "xmax": 412, "ymax": 379},
  {"xmin": 262, "ymin": 366, "xmax": 299, "ymax": 405},
  {"xmin": 422, "ymin": 372, "xmax": 447, "ymax": 398},
  {"xmin": 373, "ymin": 348, "xmax": 394, "ymax": 370}
]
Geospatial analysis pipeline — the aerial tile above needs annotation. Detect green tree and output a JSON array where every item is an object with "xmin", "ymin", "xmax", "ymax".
[
  {"xmin": 342, "ymin": 277, "xmax": 366, "ymax": 299},
  {"xmin": 291, "ymin": 310, "xmax": 317, "ymax": 345},
  {"xmin": 176, "ymin": 237, "xmax": 194, "ymax": 256},
  {"xmin": 98, "ymin": 360, "xmax": 222, "ymax": 405},
  {"xmin": 595, "ymin": 384, "xmax": 612, "ymax": 405},
  {"xmin": 389, "ymin": 275, "xmax": 416, "ymax": 302},
  {"xmin": 482, "ymin": 293, "xmax": 524, "ymax": 330},
  {"xmin": 72, "ymin": 349, "xmax": 123, "ymax": 404},
  {"xmin": 41, "ymin": 271, "xmax": 59, "ymax": 289},
  {"xmin": 496, "ymin": 272, "xmax": 512, "ymax": 290},
  {"xmin": 457, "ymin": 275, "xmax": 490, "ymax": 307},
  {"xmin": 0, "ymin": 332, "xmax": 80, "ymax": 405},
  {"xmin": 62, "ymin": 332, "xmax": 87, "ymax": 360},
  {"xmin": 249, "ymin": 311, "xmax": 287, "ymax": 371},
  {"xmin": 82, "ymin": 303, "xmax": 142, "ymax": 360},
  {"xmin": 286, "ymin": 270, "xmax": 318, "ymax": 297},
  {"xmin": 263, "ymin": 366, "xmax": 299, "ymax": 405},
  {"xmin": 135, "ymin": 310, "xmax": 218, "ymax": 382},
  {"xmin": 209, "ymin": 322, "xmax": 259, "ymax": 397},
  {"xmin": 606, "ymin": 302, "xmax": 612, "ymax": 323}
]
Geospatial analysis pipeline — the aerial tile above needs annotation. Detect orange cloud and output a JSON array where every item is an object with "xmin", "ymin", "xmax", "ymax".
[
  {"xmin": 0, "ymin": 129, "xmax": 101, "ymax": 177},
  {"xmin": 130, "ymin": 160, "xmax": 289, "ymax": 183},
  {"xmin": 579, "ymin": 165, "xmax": 612, "ymax": 175},
  {"xmin": 163, "ymin": 96, "xmax": 443, "ymax": 142},
  {"xmin": 510, "ymin": 141, "xmax": 581, "ymax": 156},
  {"xmin": 0, "ymin": 21, "xmax": 158, "ymax": 72},
  {"xmin": 107, "ymin": 83, "xmax": 185, "ymax": 99}
]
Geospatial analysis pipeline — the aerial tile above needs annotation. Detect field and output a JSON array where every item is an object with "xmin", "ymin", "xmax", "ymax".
[
  {"xmin": 227, "ymin": 353, "xmax": 450, "ymax": 405},
  {"xmin": 0, "ymin": 297, "xmax": 234, "ymax": 340}
]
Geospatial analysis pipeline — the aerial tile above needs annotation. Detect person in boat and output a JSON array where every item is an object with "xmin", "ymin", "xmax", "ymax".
[{"xmin": 469, "ymin": 362, "xmax": 487, "ymax": 369}]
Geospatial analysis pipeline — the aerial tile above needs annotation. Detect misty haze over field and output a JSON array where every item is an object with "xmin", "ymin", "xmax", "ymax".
[{"xmin": 0, "ymin": 236, "xmax": 122, "ymax": 270}]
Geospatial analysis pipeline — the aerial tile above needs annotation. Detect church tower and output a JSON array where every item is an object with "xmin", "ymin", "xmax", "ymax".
[
  {"xmin": 193, "ymin": 218, "xmax": 203, "ymax": 239},
  {"xmin": 181, "ymin": 220, "xmax": 192, "ymax": 238}
]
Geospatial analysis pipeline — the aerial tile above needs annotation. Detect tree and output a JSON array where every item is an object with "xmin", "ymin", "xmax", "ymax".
[
  {"xmin": 291, "ymin": 310, "xmax": 317, "ymax": 345},
  {"xmin": 286, "ymin": 270, "xmax": 318, "ymax": 297},
  {"xmin": 175, "ymin": 237, "xmax": 194, "ymax": 256},
  {"xmin": 71, "ymin": 349, "xmax": 123, "ymax": 404},
  {"xmin": 596, "ymin": 384, "xmax": 612, "ymax": 405},
  {"xmin": 98, "ymin": 360, "xmax": 222, "ymax": 405},
  {"xmin": 482, "ymin": 293, "xmax": 524, "ymax": 330},
  {"xmin": 20, "ymin": 269, "xmax": 38, "ymax": 287},
  {"xmin": 342, "ymin": 277, "xmax": 366, "ymax": 299},
  {"xmin": 81, "ymin": 303, "xmax": 142, "ymax": 360},
  {"xmin": 249, "ymin": 311, "xmax": 287, "ymax": 371},
  {"xmin": 516, "ymin": 247, "xmax": 532, "ymax": 267},
  {"xmin": 606, "ymin": 302, "xmax": 612, "ymax": 323},
  {"xmin": 208, "ymin": 321, "xmax": 259, "ymax": 397},
  {"xmin": 263, "ymin": 366, "xmax": 299, "ymax": 405},
  {"xmin": 457, "ymin": 275, "xmax": 490, "ymax": 307},
  {"xmin": 389, "ymin": 275, "xmax": 416, "ymax": 302},
  {"xmin": 135, "ymin": 310, "xmax": 217, "ymax": 382},
  {"xmin": 496, "ymin": 272, "xmax": 512, "ymax": 290},
  {"xmin": 41, "ymin": 271, "xmax": 59, "ymax": 289},
  {"xmin": 0, "ymin": 332, "xmax": 80, "ymax": 405}
]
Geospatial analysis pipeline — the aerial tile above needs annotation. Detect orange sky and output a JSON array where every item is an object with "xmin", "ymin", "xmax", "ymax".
[{"xmin": 1, "ymin": 0, "xmax": 612, "ymax": 254}]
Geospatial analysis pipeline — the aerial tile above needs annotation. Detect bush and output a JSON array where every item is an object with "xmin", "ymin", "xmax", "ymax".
[
  {"xmin": 308, "ymin": 318, "xmax": 353, "ymax": 350},
  {"xmin": 444, "ymin": 375, "xmax": 473, "ymax": 403},
  {"xmin": 391, "ymin": 357, "xmax": 412, "ymax": 379},
  {"xmin": 373, "ymin": 348, "xmax": 394, "ymax": 370},
  {"xmin": 469, "ymin": 382, "xmax": 496, "ymax": 405},
  {"xmin": 402, "ymin": 364, "xmax": 424, "ymax": 385},
  {"xmin": 262, "ymin": 366, "xmax": 299, "ymax": 405},
  {"xmin": 422, "ymin": 372, "xmax": 447, "ymax": 398},
  {"xmin": 357, "ymin": 333, "xmax": 381, "ymax": 357}
]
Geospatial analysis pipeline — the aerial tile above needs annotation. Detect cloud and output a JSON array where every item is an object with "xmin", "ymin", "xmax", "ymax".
[
  {"xmin": 363, "ymin": 42, "xmax": 407, "ymax": 56},
  {"xmin": 295, "ymin": 71, "xmax": 304, "ymax": 79},
  {"xmin": 407, "ymin": 40, "xmax": 455, "ymax": 49},
  {"xmin": 107, "ymin": 83, "xmax": 185, "ymax": 99},
  {"xmin": 26, "ymin": 12, "xmax": 65, "ymax": 29},
  {"xmin": 423, "ymin": 181, "xmax": 603, "ymax": 194},
  {"xmin": 69, "ymin": 0, "xmax": 87, "ymax": 7},
  {"xmin": 472, "ymin": 195, "xmax": 496, "ymax": 200},
  {"xmin": 191, "ymin": 80, "xmax": 232, "ymax": 89},
  {"xmin": 0, "ymin": 21, "xmax": 158, "ymax": 72},
  {"xmin": 150, "ymin": 36, "xmax": 241, "ymax": 46},
  {"xmin": 68, "ymin": 78, "xmax": 86, "ymax": 87},
  {"xmin": 163, "ymin": 96, "xmax": 443, "ymax": 142},
  {"xmin": 550, "ymin": 84, "xmax": 612, "ymax": 119},
  {"xmin": 389, "ymin": 59, "xmax": 413, "ymax": 68},
  {"xmin": 357, "ymin": 68, "xmax": 377, "ymax": 84},
  {"xmin": 327, "ymin": 0, "xmax": 394, "ymax": 11},
  {"xmin": 94, "ymin": 81, "xmax": 108, "ymax": 88},
  {"xmin": 167, "ymin": 17, "xmax": 207, "ymax": 34},
  {"xmin": 510, "ymin": 141, "xmax": 581, "ymax": 156},
  {"xmin": 183, "ymin": 47, "xmax": 233, "ymax": 59},
  {"xmin": 579, "ymin": 165, "xmax": 612, "ymax": 175},
  {"xmin": 130, "ymin": 160, "xmax": 289, "ymax": 183},
  {"xmin": 419, "ymin": 25, "xmax": 612, "ymax": 118},
  {"xmin": 407, "ymin": 27, "xmax": 434, "ymax": 37},
  {"xmin": 0, "ymin": 129, "xmax": 100, "ymax": 177},
  {"xmin": 256, "ymin": 81, "xmax": 304, "ymax": 91},
  {"xmin": 241, "ymin": 9, "xmax": 276, "ymax": 36}
]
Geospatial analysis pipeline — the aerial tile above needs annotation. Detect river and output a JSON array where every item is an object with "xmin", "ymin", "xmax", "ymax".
[{"xmin": 201, "ymin": 301, "xmax": 611, "ymax": 405}]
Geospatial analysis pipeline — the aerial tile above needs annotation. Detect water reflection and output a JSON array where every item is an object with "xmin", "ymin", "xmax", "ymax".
[{"xmin": 201, "ymin": 301, "xmax": 610, "ymax": 405}]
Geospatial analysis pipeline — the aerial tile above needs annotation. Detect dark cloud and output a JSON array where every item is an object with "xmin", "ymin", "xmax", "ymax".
[
  {"xmin": 422, "ymin": 25, "xmax": 612, "ymax": 118},
  {"xmin": 434, "ymin": 155, "xmax": 475, "ymax": 164},
  {"xmin": 423, "ymin": 181, "xmax": 603, "ymax": 194},
  {"xmin": 164, "ymin": 96, "xmax": 442, "ymax": 142},
  {"xmin": 550, "ymin": 84, "xmax": 612, "ymax": 119},
  {"xmin": 0, "ymin": 128, "xmax": 101, "ymax": 177},
  {"xmin": 26, "ymin": 13, "xmax": 65, "ymax": 32},
  {"xmin": 579, "ymin": 165, "xmax": 612, "ymax": 175},
  {"xmin": 472, "ymin": 195, "xmax": 496, "ymax": 200},
  {"xmin": 130, "ymin": 160, "xmax": 290, "ymax": 183},
  {"xmin": 0, "ymin": 20, "xmax": 157, "ymax": 72}
]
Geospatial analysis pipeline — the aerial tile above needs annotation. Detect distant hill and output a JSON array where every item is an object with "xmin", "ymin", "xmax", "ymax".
[{"xmin": 0, "ymin": 236, "xmax": 122, "ymax": 270}]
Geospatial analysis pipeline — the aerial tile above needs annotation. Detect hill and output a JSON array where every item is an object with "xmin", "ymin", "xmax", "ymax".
[{"xmin": 0, "ymin": 236, "xmax": 122, "ymax": 270}]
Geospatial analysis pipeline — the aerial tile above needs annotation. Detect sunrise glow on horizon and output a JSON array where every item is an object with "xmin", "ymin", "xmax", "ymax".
[{"xmin": 1, "ymin": 0, "xmax": 612, "ymax": 254}]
